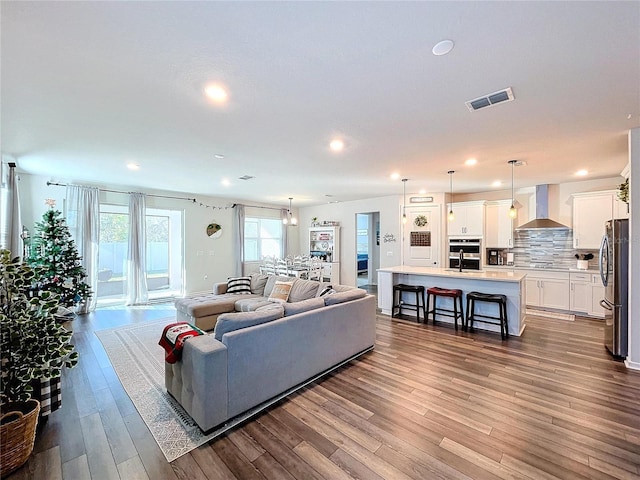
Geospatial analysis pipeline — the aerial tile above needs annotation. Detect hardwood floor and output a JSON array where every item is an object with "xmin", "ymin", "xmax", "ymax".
[{"xmin": 6, "ymin": 303, "xmax": 640, "ymax": 479}]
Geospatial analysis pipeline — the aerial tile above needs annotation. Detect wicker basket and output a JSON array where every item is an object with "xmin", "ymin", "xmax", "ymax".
[{"xmin": 0, "ymin": 399, "xmax": 40, "ymax": 476}]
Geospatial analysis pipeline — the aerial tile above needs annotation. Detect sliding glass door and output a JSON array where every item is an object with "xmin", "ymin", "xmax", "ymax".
[{"xmin": 97, "ymin": 204, "xmax": 183, "ymax": 305}]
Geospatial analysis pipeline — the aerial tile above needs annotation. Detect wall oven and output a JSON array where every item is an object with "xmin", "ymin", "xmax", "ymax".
[{"xmin": 448, "ymin": 238, "xmax": 481, "ymax": 270}]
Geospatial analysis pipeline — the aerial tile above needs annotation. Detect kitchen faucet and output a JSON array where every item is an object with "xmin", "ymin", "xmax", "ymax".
[{"xmin": 459, "ymin": 249, "xmax": 464, "ymax": 272}]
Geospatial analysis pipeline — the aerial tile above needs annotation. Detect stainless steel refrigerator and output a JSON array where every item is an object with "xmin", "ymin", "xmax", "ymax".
[{"xmin": 599, "ymin": 218, "xmax": 629, "ymax": 357}]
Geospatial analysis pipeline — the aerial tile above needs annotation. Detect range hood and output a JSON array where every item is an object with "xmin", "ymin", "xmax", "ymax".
[{"xmin": 515, "ymin": 184, "xmax": 570, "ymax": 230}]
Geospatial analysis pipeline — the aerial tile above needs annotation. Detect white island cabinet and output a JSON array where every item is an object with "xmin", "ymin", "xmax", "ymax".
[{"xmin": 378, "ymin": 266, "xmax": 526, "ymax": 336}]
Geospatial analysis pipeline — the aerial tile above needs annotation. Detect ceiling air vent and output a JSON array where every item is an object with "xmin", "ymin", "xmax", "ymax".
[{"xmin": 465, "ymin": 87, "xmax": 514, "ymax": 112}]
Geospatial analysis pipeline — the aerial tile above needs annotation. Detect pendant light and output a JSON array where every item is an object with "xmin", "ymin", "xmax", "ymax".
[
  {"xmin": 448, "ymin": 170, "xmax": 455, "ymax": 221},
  {"xmin": 508, "ymin": 160, "xmax": 517, "ymax": 219},
  {"xmin": 283, "ymin": 197, "xmax": 298, "ymax": 226},
  {"xmin": 401, "ymin": 178, "xmax": 408, "ymax": 224}
]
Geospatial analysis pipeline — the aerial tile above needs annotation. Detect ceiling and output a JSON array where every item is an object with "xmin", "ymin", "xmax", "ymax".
[{"xmin": 2, "ymin": 1, "xmax": 639, "ymax": 207}]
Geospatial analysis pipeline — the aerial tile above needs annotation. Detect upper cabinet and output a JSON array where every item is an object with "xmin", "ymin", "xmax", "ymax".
[
  {"xmin": 448, "ymin": 201, "xmax": 485, "ymax": 237},
  {"xmin": 572, "ymin": 191, "xmax": 628, "ymax": 249},
  {"xmin": 484, "ymin": 200, "xmax": 515, "ymax": 248}
]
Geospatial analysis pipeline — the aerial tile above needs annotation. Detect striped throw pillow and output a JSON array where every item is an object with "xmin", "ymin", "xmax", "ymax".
[
  {"xmin": 227, "ymin": 276, "xmax": 252, "ymax": 294},
  {"xmin": 318, "ymin": 285, "xmax": 336, "ymax": 297}
]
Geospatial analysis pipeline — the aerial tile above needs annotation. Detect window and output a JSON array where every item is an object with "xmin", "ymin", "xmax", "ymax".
[
  {"xmin": 97, "ymin": 204, "xmax": 183, "ymax": 304},
  {"xmin": 244, "ymin": 217, "xmax": 283, "ymax": 261}
]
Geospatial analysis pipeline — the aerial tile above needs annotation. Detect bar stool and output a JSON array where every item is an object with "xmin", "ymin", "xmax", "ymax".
[
  {"xmin": 392, "ymin": 284, "xmax": 427, "ymax": 323},
  {"xmin": 465, "ymin": 291, "xmax": 509, "ymax": 339},
  {"xmin": 426, "ymin": 287, "xmax": 464, "ymax": 330}
]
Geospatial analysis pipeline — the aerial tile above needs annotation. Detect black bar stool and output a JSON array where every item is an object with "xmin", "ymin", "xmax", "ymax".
[
  {"xmin": 465, "ymin": 291, "xmax": 509, "ymax": 339},
  {"xmin": 392, "ymin": 284, "xmax": 427, "ymax": 322},
  {"xmin": 426, "ymin": 287, "xmax": 464, "ymax": 330}
]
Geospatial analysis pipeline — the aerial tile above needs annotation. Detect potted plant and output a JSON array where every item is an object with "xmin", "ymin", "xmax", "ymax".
[{"xmin": 0, "ymin": 249, "xmax": 78, "ymax": 475}]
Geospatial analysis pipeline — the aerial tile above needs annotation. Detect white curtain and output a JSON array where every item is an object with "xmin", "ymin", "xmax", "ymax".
[
  {"xmin": 66, "ymin": 185, "xmax": 100, "ymax": 313},
  {"xmin": 233, "ymin": 204, "xmax": 245, "ymax": 276},
  {"xmin": 0, "ymin": 161, "xmax": 23, "ymax": 256},
  {"xmin": 126, "ymin": 192, "xmax": 148, "ymax": 305},
  {"xmin": 281, "ymin": 208, "xmax": 289, "ymax": 257}
]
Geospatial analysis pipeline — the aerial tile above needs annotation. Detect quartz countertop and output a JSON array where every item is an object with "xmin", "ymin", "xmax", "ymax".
[{"xmin": 378, "ymin": 265, "xmax": 525, "ymax": 282}]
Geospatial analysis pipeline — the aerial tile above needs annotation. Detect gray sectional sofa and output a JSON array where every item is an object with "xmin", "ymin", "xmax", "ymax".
[{"xmin": 166, "ymin": 274, "xmax": 376, "ymax": 432}]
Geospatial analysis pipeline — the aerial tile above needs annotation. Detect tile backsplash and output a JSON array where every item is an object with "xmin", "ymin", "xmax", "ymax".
[{"xmin": 512, "ymin": 230, "xmax": 598, "ymax": 270}]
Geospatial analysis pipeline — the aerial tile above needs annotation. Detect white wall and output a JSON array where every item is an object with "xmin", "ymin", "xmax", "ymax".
[{"xmin": 298, "ymin": 195, "xmax": 402, "ymax": 286}]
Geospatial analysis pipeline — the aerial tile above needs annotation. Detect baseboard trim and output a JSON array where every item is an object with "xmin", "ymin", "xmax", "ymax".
[{"xmin": 624, "ymin": 358, "xmax": 640, "ymax": 371}]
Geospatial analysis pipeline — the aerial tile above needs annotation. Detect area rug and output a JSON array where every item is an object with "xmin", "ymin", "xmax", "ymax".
[
  {"xmin": 95, "ymin": 317, "xmax": 218, "ymax": 462},
  {"xmin": 525, "ymin": 308, "xmax": 575, "ymax": 321}
]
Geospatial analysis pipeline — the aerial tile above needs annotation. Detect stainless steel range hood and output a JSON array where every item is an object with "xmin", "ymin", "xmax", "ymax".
[{"xmin": 515, "ymin": 184, "xmax": 570, "ymax": 230}]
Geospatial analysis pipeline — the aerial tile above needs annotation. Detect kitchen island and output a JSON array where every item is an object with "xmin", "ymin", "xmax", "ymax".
[{"xmin": 378, "ymin": 266, "xmax": 527, "ymax": 336}]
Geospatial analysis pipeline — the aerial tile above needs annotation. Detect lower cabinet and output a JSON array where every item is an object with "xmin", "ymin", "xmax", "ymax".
[
  {"xmin": 522, "ymin": 271, "xmax": 570, "ymax": 310},
  {"xmin": 322, "ymin": 262, "xmax": 340, "ymax": 284},
  {"xmin": 570, "ymin": 272, "xmax": 605, "ymax": 318}
]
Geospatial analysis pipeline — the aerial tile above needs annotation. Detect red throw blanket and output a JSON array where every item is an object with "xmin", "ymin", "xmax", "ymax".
[{"xmin": 159, "ymin": 322, "xmax": 205, "ymax": 364}]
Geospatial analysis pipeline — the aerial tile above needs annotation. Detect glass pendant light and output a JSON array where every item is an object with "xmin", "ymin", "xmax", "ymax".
[
  {"xmin": 283, "ymin": 197, "xmax": 298, "ymax": 226},
  {"xmin": 448, "ymin": 170, "xmax": 455, "ymax": 221},
  {"xmin": 401, "ymin": 178, "xmax": 408, "ymax": 224},
  {"xmin": 508, "ymin": 160, "xmax": 517, "ymax": 219}
]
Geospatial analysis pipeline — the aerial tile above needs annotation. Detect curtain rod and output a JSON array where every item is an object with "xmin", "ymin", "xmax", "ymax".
[
  {"xmin": 240, "ymin": 203, "xmax": 285, "ymax": 211},
  {"xmin": 47, "ymin": 181, "xmax": 196, "ymax": 202}
]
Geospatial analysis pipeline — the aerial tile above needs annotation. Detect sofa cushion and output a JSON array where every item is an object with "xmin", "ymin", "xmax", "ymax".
[
  {"xmin": 250, "ymin": 274, "xmax": 269, "ymax": 295},
  {"xmin": 234, "ymin": 297, "xmax": 273, "ymax": 312},
  {"xmin": 288, "ymin": 279, "xmax": 321, "ymax": 303},
  {"xmin": 324, "ymin": 288, "xmax": 367, "ymax": 306},
  {"xmin": 227, "ymin": 276, "xmax": 252, "ymax": 294},
  {"xmin": 213, "ymin": 306, "xmax": 285, "ymax": 341},
  {"xmin": 268, "ymin": 281, "xmax": 294, "ymax": 303},
  {"xmin": 333, "ymin": 284, "xmax": 355, "ymax": 293},
  {"xmin": 175, "ymin": 295, "xmax": 238, "ymax": 318},
  {"xmin": 264, "ymin": 275, "xmax": 294, "ymax": 297},
  {"xmin": 283, "ymin": 297, "xmax": 325, "ymax": 316}
]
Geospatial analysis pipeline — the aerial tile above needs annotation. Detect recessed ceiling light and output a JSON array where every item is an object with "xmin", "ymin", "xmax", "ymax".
[
  {"xmin": 127, "ymin": 163, "xmax": 140, "ymax": 170},
  {"xmin": 221, "ymin": 178, "xmax": 231, "ymax": 187},
  {"xmin": 576, "ymin": 169, "xmax": 588, "ymax": 176},
  {"xmin": 214, "ymin": 154, "xmax": 225, "ymax": 159},
  {"xmin": 419, "ymin": 189, "xmax": 427, "ymax": 194},
  {"xmin": 390, "ymin": 172, "xmax": 400, "ymax": 180},
  {"xmin": 432, "ymin": 39, "xmax": 454, "ymax": 56},
  {"xmin": 329, "ymin": 138, "xmax": 345, "ymax": 152},
  {"xmin": 204, "ymin": 84, "xmax": 228, "ymax": 103},
  {"xmin": 491, "ymin": 180, "xmax": 502, "ymax": 188},
  {"xmin": 465, "ymin": 158, "xmax": 477, "ymax": 166}
]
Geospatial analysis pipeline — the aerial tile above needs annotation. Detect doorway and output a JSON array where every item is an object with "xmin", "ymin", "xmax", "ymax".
[
  {"xmin": 356, "ymin": 212, "xmax": 380, "ymax": 287},
  {"xmin": 402, "ymin": 205, "xmax": 441, "ymax": 267}
]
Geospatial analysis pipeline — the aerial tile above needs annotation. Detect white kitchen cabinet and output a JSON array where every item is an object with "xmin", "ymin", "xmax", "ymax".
[
  {"xmin": 570, "ymin": 272, "xmax": 591, "ymax": 313},
  {"xmin": 448, "ymin": 201, "xmax": 485, "ymax": 237},
  {"xmin": 572, "ymin": 191, "xmax": 626, "ymax": 249},
  {"xmin": 484, "ymin": 200, "xmax": 515, "ymax": 248},
  {"xmin": 590, "ymin": 274, "xmax": 605, "ymax": 318},
  {"xmin": 521, "ymin": 270, "xmax": 570, "ymax": 310}
]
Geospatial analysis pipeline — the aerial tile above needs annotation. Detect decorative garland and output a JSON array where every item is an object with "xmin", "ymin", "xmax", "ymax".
[{"xmin": 618, "ymin": 178, "xmax": 629, "ymax": 204}]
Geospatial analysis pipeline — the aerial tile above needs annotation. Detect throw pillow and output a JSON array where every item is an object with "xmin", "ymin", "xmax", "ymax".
[
  {"xmin": 268, "ymin": 280, "xmax": 294, "ymax": 304},
  {"xmin": 318, "ymin": 284, "xmax": 336, "ymax": 297},
  {"xmin": 226, "ymin": 276, "xmax": 252, "ymax": 294}
]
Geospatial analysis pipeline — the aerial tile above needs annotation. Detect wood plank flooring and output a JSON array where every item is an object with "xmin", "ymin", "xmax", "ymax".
[{"xmin": 5, "ymin": 302, "xmax": 640, "ymax": 479}]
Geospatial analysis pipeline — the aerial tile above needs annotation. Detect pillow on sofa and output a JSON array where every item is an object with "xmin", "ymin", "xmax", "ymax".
[
  {"xmin": 213, "ymin": 306, "xmax": 284, "ymax": 341},
  {"xmin": 324, "ymin": 288, "xmax": 367, "ymax": 306},
  {"xmin": 283, "ymin": 296, "xmax": 325, "ymax": 316},
  {"xmin": 250, "ymin": 273, "xmax": 268, "ymax": 295},
  {"xmin": 264, "ymin": 275, "xmax": 295, "ymax": 297},
  {"xmin": 227, "ymin": 276, "xmax": 252, "ymax": 294},
  {"xmin": 318, "ymin": 284, "xmax": 336, "ymax": 297},
  {"xmin": 268, "ymin": 281, "xmax": 294, "ymax": 303},
  {"xmin": 288, "ymin": 279, "xmax": 321, "ymax": 303}
]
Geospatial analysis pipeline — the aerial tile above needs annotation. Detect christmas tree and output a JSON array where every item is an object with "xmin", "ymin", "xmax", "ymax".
[{"xmin": 28, "ymin": 208, "xmax": 92, "ymax": 309}]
